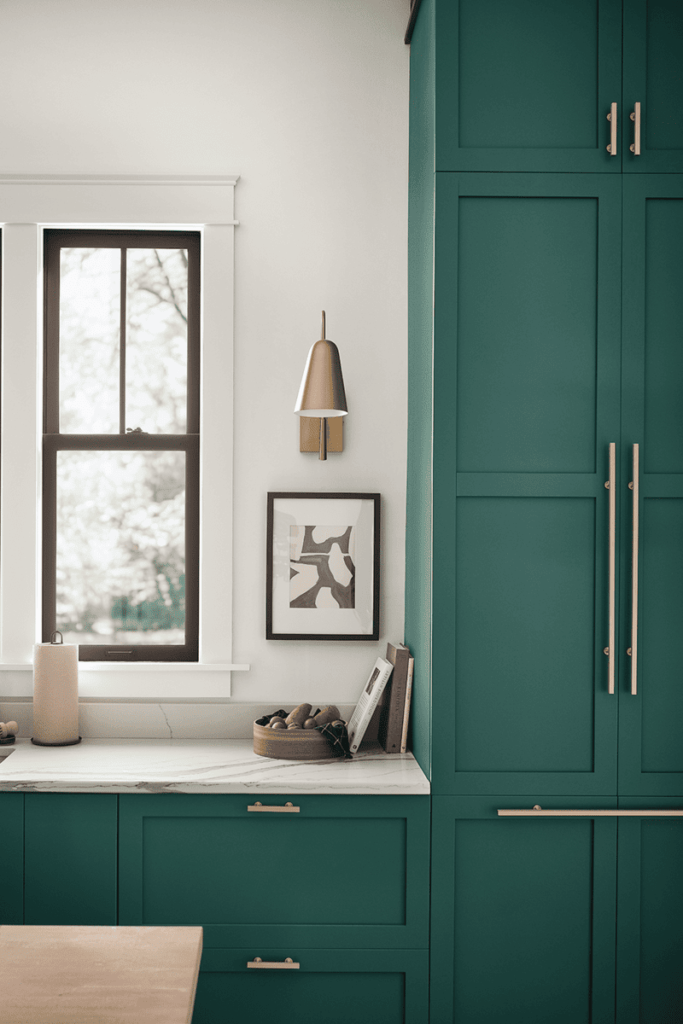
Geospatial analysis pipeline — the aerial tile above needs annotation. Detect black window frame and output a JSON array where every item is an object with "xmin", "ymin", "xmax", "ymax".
[{"xmin": 42, "ymin": 229, "xmax": 200, "ymax": 662}]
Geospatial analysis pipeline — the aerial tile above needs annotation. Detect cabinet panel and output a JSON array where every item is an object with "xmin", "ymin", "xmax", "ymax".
[
  {"xmin": 456, "ymin": 195, "xmax": 599, "ymax": 473},
  {"xmin": 0, "ymin": 793, "xmax": 23, "ymax": 924},
  {"xmin": 619, "ymin": 178, "xmax": 683, "ymax": 795},
  {"xmin": 433, "ymin": 174, "xmax": 622, "ymax": 796},
  {"xmin": 119, "ymin": 794, "xmax": 430, "ymax": 949},
  {"xmin": 193, "ymin": 948, "xmax": 429, "ymax": 1024},
  {"xmin": 623, "ymin": 0, "xmax": 683, "ymax": 172},
  {"xmin": 431, "ymin": 796, "xmax": 617, "ymax": 1024},
  {"xmin": 454, "ymin": 497, "xmax": 597, "ymax": 774},
  {"xmin": 435, "ymin": 0, "xmax": 622, "ymax": 172},
  {"xmin": 24, "ymin": 793, "xmax": 117, "ymax": 925},
  {"xmin": 616, "ymin": 800, "xmax": 683, "ymax": 1024}
]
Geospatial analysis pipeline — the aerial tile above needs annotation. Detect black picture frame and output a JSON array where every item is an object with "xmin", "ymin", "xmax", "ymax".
[{"xmin": 266, "ymin": 492, "xmax": 380, "ymax": 640}]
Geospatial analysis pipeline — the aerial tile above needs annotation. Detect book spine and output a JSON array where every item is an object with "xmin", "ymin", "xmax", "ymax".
[
  {"xmin": 379, "ymin": 646, "xmax": 410, "ymax": 752},
  {"xmin": 399, "ymin": 658, "xmax": 414, "ymax": 753},
  {"xmin": 349, "ymin": 662, "xmax": 393, "ymax": 753}
]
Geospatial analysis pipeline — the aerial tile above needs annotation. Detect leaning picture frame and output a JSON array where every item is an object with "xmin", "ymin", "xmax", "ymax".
[{"xmin": 266, "ymin": 492, "xmax": 380, "ymax": 640}]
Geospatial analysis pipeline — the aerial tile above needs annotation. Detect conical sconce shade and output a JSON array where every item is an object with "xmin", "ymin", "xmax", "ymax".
[{"xmin": 294, "ymin": 312, "xmax": 348, "ymax": 418}]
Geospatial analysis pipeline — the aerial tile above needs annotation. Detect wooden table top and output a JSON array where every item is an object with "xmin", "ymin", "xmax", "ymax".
[{"xmin": 0, "ymin": 925, "xmax": 203, "ymax": 1024}]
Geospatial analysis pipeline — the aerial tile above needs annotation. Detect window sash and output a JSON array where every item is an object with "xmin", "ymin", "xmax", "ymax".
[{"xmin": 43, "ymin": 229, "xmax": 200, "ymax": 436}]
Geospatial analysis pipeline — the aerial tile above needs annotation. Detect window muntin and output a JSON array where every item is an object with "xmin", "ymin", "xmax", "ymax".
[{"xmin": 43, "ymin": 229, "xmax": 200, "ymax": 661}]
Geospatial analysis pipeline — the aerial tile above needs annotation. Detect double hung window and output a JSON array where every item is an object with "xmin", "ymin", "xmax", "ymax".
[{"xmin": 42, "ymin": 230, "xmax": 200, "ymax": 661}]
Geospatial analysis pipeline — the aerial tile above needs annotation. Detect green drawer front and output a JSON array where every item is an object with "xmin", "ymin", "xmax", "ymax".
[
  {"xmin": 193, "ymin": 947, "xmax": 429, "ymax": 1024},
  {"xmin": 119, "ymin": 794, "xmax": 430, "ymax": 948},
  {"xmin": 0, "ymin": 793, "xmax": 24, "ymax": 924}
]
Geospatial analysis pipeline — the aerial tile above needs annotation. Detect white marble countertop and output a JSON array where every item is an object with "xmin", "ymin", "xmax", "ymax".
[{"xmin": 0, "ymin": 738, "xmax": 430, "ymax": 795}]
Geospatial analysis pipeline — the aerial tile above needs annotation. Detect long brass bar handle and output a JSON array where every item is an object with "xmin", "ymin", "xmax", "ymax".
[
  {"xmin": 247, "ymin": 801, "xmax": 300, "ymax": 813},
  {"xmin": 629, "ymin": 444, "xmax": 639, "ymax": 695},
  {"xmin": 248, "ymin": 957, "xmax": 300, "ymax": 969},
  {"xmin": 606, "ymin": 102, "xmax": 618, "ymax": 154},
  {"xmin": 630, "ymin": 102, "xmax": 641, "ymax": 155},
  {"xmin": 498, "ymin": 807, "xmax": 683, "ymax": 817},
  {"xmin": 604, "ymin": 443, "xmax": 616, "ymax": 694}
]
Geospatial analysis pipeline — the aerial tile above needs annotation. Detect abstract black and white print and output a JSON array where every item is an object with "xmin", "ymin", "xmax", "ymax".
[{"xmin": 289, "ymin": 525, "xmax": 355, "ymax": 609}]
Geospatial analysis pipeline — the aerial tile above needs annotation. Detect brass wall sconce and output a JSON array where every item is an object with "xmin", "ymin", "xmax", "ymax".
[{"xmin": 294, "ymin": 311, "xmax": 347, "ymax": 460}]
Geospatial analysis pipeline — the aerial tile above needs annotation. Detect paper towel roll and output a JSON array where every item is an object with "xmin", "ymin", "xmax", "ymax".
[{"xmin": 32, "ymin": 637, "xmax": 81, "ymax": 746}]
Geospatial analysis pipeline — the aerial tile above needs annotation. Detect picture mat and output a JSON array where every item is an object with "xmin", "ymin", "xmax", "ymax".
[{"xmin": 271, "ymin": 497, "xmax": 375, "ymax": 635}]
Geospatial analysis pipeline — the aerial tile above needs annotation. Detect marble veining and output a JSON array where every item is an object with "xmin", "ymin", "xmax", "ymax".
[{"xmin": 0, "ymin": 738, "xmax": 430, "ymax": 795}]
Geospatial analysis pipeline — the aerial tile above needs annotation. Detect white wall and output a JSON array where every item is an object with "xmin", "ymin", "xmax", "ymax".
[{"xmin": 0, "ymin": 0, "xmax": 409, "ymax": 720}]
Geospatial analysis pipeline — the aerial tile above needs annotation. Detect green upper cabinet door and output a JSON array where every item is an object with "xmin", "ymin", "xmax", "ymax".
[
  {"xmin": 622, "ymin": 0, "xmax": 683, "ymax": 172},
  {"xmin": 433, "ymin": 173, "xmax": 622, "ymax": 796},
  {"xmin": 618, "ymin": 177, "xmax": 683, "ymax": 796},
  {"xmin": 435, "ymin": 0, "xmax": 623, "ymax": 172}
]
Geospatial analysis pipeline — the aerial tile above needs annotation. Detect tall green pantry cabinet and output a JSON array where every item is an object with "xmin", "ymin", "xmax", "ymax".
[{"xmin": 405, "ymin": 2, "xmax": 683, "ymax": 1022}]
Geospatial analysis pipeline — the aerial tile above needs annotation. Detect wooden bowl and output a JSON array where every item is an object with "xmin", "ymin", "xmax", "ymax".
[{"xmin": 253, "ymin": 720, "xmax": 335, "ymax": 760}]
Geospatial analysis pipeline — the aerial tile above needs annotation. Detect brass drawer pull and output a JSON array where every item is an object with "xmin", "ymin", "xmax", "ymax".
[
  {"xmin": 605, "ymin": 442, "xmax": 616, "ymax": 694},
  {"xmin": 247, "ymin": 801, "xmax": 300, "ymax": 813},
  {"xmin": 606, "ymin": 102, "xmax": 617, "ymax": 154},
  {"xmin": 248, "ymin": 957, "xmax": 300, "ymax": 969},
  {"xmin": 630, "ymin": 102, "xmax": 641, "ymax": 154},
  {"xmin": 499, "ymin": 807, "xmax": 683, "ymax": 817},
  {"xmin": 630, "ymin": 444, "xmax": 640, "ymax": 695}
]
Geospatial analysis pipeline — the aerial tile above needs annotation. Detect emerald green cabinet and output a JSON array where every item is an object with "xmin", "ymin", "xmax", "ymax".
[
  {"xmin": 408, "ymin": 1, "xmax": 683, "ymax": 1021},
  {"xmin": 432, "ymin": 172, "xmax": 622, "ymax": 796},
  {"xmin": 430, "ymin": 797, "xmax": 618, "ymax": 1024},
  {"xmin": 24, "ymin": 793, "xmax": 117, "ymax": 925},
  {"xmin": 616, "ymin": 799, "xmax": 683, "ymax": 1024},
  {"xmin": 432, "ymin": 798, "xmax": 683, "ymax": 1024},
  {"xmin": 193, "ymin": 948, "xmax": 429, "ymax": 1024},
  {"xmin": 0, "ymin": 793, "xmax": 24, "ymax": 924},
  {"xmin": 435, "ymin": 0, "xmax": 683, "ymax": 174},
  {"xmin": 118, "ymin": 794, "xmax": 430, "ymax": 950},
  {"xmin": 618, "ymin": 177, "xmax": 683, "ymax": 796}
]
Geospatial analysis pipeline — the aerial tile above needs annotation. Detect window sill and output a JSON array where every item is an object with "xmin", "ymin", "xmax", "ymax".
[{"xmin": 0, "ymin": 663, "xmax": 249, "ymax": 672}]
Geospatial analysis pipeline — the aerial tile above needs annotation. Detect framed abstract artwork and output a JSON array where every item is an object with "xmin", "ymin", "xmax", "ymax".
[{"xmin": 266, "ymin": 492, "xmax": 380, "ymax": 640}]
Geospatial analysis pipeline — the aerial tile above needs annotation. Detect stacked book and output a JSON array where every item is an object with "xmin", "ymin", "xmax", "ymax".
[
  {"xmin": 346, "ymin": 642, "xmax": 415, "ymax": 755},
  {"xmin": 376, "ymin": 642, "xmax": 414, "ymax": 754}
]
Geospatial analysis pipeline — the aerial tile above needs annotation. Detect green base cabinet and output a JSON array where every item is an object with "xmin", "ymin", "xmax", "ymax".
[
  {"xmin": 616, "ymin": 799, "xmax": 683, "ymax": 1024},
  {"xmin": 24, "ymin": 793, "xmax": 117, "ymax": 926},
  {"xmin": 430, "ymin": 797, "xmax": 618, "ymax": 1024},
  {"xmin": 0, "ymin": 793, "xmax": 24, "ymax": 924},
  {"xmin": 192, "ymin": 948, "xmax": 429, "ymax": 1024},
  {"xmin": 118, "ymin": 793, "xmax": 430, "ymax": 950}
]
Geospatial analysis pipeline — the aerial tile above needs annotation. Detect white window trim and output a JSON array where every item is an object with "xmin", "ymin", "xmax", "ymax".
[{"xmin": 0, "ymin": 174, "xmax": 248, "ymax": 698}]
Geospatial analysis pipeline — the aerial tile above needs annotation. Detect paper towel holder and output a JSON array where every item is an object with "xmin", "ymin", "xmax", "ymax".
[{"xmin": 31, "ymin": 630, "xmax": 82, "ymax": 746}]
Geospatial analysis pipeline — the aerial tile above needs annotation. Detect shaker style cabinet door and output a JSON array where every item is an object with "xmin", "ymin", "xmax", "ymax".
[
  {"xmin": 435, "ymin": 0, "xmax": 622, "ymax": 172},
  {"xmin": 0, "ymin": 793, "xmax": 23, "ymax": 924},
  {"xmin": 430, "ymin": 796, "xmax": 618, "ymax": 1024},
  {"xmin": 118, "ymin": 793, "xmax": 430, "ymax": 950},
  {"xmin": 615, "ymin": 800, "xmax": 683, "ymax": 1024},
  {"xmin": 622, "ymin": 0, "xmax": 683, "ymax": 173},
  {"xmin": 23, "ymin": 793, "xmax": 117, "ymax": 926},
  {"xmin": 193, "ymin": 948, "xmax": 429, "ymax": 1024},
  {"xmin": 618, "ymin": 177, "xmax": 683, "ymax": 795},
  {"xmin": 432, "ymin": 173, "xmax": 622, "ymax": 796}
]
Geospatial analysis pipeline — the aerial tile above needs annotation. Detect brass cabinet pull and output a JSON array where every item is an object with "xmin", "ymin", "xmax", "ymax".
[
  {"xmin": 629, "ymin": 102, "xmax": 641, "ymax": 154},
  {"xmin": 606, "ymin": 102, "xmax": 618, "ymax": 154},
  {"xmin": 629, "ymin": 444, "xmax": 640, "ymax": 695},
  {"xmin": 248, "ymin": 957, "xmax": 300, "ymax": 969},
  {"xmin": 498, "ymin": 807, "xmax": 683, "ymax": 817},
  {"xmin": 247, "ymin": 801, "xmax": 300, "ymax": 813},
  {"xmin": 604, "ymin": 443, "xmax": 616, "ymax": 694}
]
